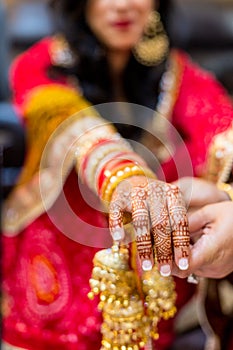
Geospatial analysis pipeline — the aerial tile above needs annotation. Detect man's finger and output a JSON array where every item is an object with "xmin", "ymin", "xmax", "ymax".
[{"xmin": 188, "ymin": 206, "xmax": 214, "ymax": 232}]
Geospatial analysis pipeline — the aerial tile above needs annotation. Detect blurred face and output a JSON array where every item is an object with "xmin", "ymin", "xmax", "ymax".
[{"xmin": 86, "ymin": 0, "xmax": 154, "ymax": 51}]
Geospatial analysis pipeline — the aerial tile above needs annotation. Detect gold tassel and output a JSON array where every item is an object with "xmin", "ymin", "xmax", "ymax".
[
  {"xmin": 88, "ymin": 244, "xmax": 177, "ymax": 349},
  {"xmin": 142, "ymin": 265, "xmax": 177, "ymax": 340}
]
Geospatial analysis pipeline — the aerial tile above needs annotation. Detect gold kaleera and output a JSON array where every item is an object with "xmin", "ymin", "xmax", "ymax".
[{"xmin": 88, "ymin": 244, "xmax": 177, "ymax": 350}]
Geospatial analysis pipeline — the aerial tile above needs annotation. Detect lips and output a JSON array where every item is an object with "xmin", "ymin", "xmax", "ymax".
[{"xmin": 112, "ymin": 20, "xmax": 133, "ymax": 29}]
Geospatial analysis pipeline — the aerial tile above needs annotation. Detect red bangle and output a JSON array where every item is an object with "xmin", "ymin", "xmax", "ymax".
[
  {"xmin": 97, "ymin": 159, "xmax": 134, "ymax": 195},
  {"xmin": 96, "ymin": 150, "xmax": 148, "ymax": 193}
]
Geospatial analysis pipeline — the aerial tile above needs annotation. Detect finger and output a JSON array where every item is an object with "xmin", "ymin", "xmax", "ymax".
[
  {"xmin": 131, "ymin": 186, "xmax": 153, "ymax": 271},
  {"xmin": 189, "ymin": 233, "xmax": 213, "ymax": 270},
  {"xmin": 177, "ymin": 235, "xmax": 215, "ymax": 278},
  {"xmin": 147, "ymin": 182, "xmax": 173, "ymax": 276},
  {"xmin": 109, "ymin": 199, "xmax": 125, "ymax": 242},
  {"xmin": 171, "ymin": 262, "xmax": 190, "ymax": 278},
  {"xmin": 188, "ymin": 207, "xmax": 213, "ymax": 233},
  {"xmin": 172, "ymin": 177, "xmax": 192, "ymax": 206},
  {"xmin": 166, "ymin": 185, "xmax": 190, "ymax": 271},
  {"xmin": 189, "ymin": 230, "xmax": 203, "ymax": 246},
  {"xmin": 172, "ymin": 236, "xmax": 220, "ymax": 280}
]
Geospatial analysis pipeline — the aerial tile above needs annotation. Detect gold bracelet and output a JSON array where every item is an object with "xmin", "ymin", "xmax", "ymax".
[
  {"xmin": 101, "ymin": 164, "xmax": 156, "ymax": 203},
  {"xmin": 217, "ymin": 182, "xmax": 233, "ymax": 201}
]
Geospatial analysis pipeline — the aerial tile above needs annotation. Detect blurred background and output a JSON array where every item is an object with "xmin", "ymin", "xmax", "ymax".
[
  {"xmin": 0, "ymin": 1, "xmax": 233, "ymax": 347},
  {"xmin": 0, "ymin": 0, "xmax": 233, "ymax": 199}
]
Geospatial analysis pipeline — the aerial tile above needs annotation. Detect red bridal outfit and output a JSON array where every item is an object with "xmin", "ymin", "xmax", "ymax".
[{"xmin": 2, "ymin": 36, "xmax": 233, "ymax": 350}]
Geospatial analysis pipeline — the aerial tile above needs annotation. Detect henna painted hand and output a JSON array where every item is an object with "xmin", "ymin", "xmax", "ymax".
[{"xmin": 109, "ymin": 176, "xmax": 190, "ymax": 276}]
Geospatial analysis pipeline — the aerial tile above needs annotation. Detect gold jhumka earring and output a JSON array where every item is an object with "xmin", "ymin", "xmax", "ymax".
[
  {"xmin": 133, "ymin": 11, "xmax": 169, "ymax": 66},
  {"xmin": 88, "ymin": 244, "xmax": 177, "ymax": 350}
]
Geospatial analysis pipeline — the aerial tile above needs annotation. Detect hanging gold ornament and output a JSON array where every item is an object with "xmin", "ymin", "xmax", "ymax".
[
  {"xmin": 88, "ymin": 245, "xmax": 150, "ymax": 350},
  {"xmin": 133, "ymin": 11, "xmax": 169, "ymax": 67},
  {"xmin": 88, "ymin": 243, "xmax": 177, "ymax": 350},
  {"xmin": 142, "ymin": 265, "xmax": 177, "ymax": 340}
]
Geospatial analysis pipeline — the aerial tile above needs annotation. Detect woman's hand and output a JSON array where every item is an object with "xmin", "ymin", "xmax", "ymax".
[
  {"xmin": 109, "ymin": 176, "xmax": 190, "ymax": 276},
  {"xmin": 173, "ymin": 177, "xmax": 229, "ymax": 209},
  {"xmin": 172, "ymin": 201, "xmax": 233, "ymax": 278}
]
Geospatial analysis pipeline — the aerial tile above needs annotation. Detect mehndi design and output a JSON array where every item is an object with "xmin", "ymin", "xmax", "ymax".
[{"xmin": 109, "ymin": 178, "xmax": 190, "ymax": 272}]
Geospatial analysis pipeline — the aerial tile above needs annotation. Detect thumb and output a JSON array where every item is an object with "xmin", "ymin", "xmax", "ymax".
[
  {"xmin": 188, "ymin": 205, "xmax": 214, "ymax": 233},
  {"xmin": 189, "ymin": 236, "xmax": 207, "ymax": 271}
]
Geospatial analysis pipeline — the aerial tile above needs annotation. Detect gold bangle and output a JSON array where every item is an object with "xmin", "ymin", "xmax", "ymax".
[
  {"xmin": 101, "ymin": 164, "xmax": 156, "ymax": 203},
  {"xmin": 217, "ymin": 182, "xmax": 233, "ymax": 201}
]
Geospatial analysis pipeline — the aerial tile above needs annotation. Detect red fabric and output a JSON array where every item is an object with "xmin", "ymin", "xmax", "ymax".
[
  {"xmin": 9, "ymin": 38, "xmax": 69, "ymax": 114},
  {"xmin": 3, "ymin": 171, "xmax": 108, "ymax": 350},
  {"xmin": 159, "ymin": 52, "xmax": 233, "ymax": 182},
  {"xmin": 3, "ymin": 38, "xmax": 233, "ymax": 349}
]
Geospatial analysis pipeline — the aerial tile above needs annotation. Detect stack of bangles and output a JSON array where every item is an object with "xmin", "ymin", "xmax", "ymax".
[
  {"xmin": 97, "ymin": 157, "xmax": 156, "ymax": 203},
  {"xmin": 75, "ymin": 119, "xmax": 156, "ymax": 203}
]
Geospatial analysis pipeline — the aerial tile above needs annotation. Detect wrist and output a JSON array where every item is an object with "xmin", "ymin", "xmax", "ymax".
[{"xmin": 100, "ymin": 163, "xmax": 156, "ymax": 203}]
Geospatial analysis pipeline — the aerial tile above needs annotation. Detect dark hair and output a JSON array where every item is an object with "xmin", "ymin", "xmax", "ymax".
[{"xmin": 49, "ymin": 0, "xmax": 169, "ymax": 109}]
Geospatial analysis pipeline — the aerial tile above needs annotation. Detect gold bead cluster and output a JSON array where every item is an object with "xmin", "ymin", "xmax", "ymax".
[
  {"xmin": 142, "ymin": 266, "xmax": 177, "ymax": 339},
  {"xmin": 88, "ymin": 245, "xmax": 177, "ymax": 350},
  {"xmin": 88, "ymin": 246, "xmax": 150, "ymax": 350}
]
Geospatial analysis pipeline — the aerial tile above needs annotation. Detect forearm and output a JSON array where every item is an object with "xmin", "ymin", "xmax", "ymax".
[{"xmin": 74, "ymin": 114, "xmax": 156, "ymax": 202}]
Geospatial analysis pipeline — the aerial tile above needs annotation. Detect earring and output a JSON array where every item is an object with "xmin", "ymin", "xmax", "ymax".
[{"xmin": 133, "ymin": 11, "xmax": 169, "ymax": 66}]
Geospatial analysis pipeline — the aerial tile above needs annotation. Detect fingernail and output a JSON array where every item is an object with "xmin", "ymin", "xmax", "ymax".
[
  {"xmin": 142, "ymin": 259, "xmax": 152, "ymax": 271},
  {"xmin": 112, "ymin": 229, "xmax": 123, "ymax": 241},
  {"xmin": 179, "ymin": 258, "xmax": 189, "ymax": 270},
  {"xmin": 160, "ymin": 264, "xmax": 171, "ymax": 277}
]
